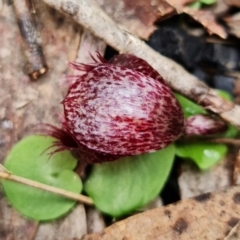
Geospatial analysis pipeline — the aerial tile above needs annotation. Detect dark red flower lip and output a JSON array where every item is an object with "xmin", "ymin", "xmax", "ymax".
[
  {"xmin": 36, "ymin": 53, "xmax": 186, "ymax": 163},
  {"xmin": 63, "ymin": 55, "xmax": 184, "ymax": 156}
]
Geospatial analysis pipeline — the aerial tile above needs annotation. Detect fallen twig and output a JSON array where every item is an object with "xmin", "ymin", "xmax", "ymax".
[
  {"xmin": 180, "ymin": 136, "xmax": 240, "ymax": 146},
  {"xmin": 42, "ymin": 0, "xmax": 240, "ymax": 130},
  {"xmin": 13, "ymin": 0, "xmax": 48, "ymax": 80},
  {"xmin": 208, "ymin": 138, "xmax": 240, "ymax": 146},
  {"xmin": 0, "ymin": 164, "xmax": 94, "ymax": 206}
]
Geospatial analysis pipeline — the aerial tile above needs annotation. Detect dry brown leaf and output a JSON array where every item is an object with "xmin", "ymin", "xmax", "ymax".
[
  {"xmin": 224, "ymin": 0, "xmax": 240, "ymax": 8},
  {"xmin": 224, "ymin": 13, "xmax": 240, "ymax": 38},
  {"xmin": 182, "ymin": 7, "xmax": 227, "ymax": 39},
  {"xmin": 96, "ymin": 0, "xmax": 192, "ymax": 40},
  {"xmin": 82, "ymin": 185, "xmax": 240, "ymax": 240},
  {"xmin": 166, "ymin": 0, "xmax": 227, "ymax": 38}
]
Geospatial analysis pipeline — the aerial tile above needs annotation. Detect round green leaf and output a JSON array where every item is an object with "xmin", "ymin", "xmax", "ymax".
[
  {"xmin": 1, "ymin": 135, "xmax": 82, "ymax": 221},
  {"xmin": 84, "ymin": 144, "xmax": 175, "ymax": 217},
  {"xmin": 174, "ymin": 93, "xmax": 206, "ymax": 117},
  {"xmin": 176, "ymin": 143, "xmax": 227, "ymax": 170}
]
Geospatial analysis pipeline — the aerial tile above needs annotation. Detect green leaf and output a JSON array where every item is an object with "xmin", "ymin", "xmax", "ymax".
[
  {"xmin": 1, "ymin": 135, "xmax": 82, "ymax": 221},
  {"xmin": 200, "ymin": 0, "xmax": 216, "ymax": 5},
  {"xmin": 84, "ymin": 144, "xmax": 175, "ymax": 217},
  {"xmin": 174, "ymin": 93, "xmax": 206, "ymax": 117},
  {"xmin": 176, "ymin": 143, "xmax": 227, "ymax": 170}
]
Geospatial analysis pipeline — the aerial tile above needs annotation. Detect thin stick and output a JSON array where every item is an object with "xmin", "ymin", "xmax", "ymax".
[
  {"xmin": 180, "ymin": 137, "xmax": 240, "ymax": 146},
  {"xmin": 0, "ymin": 166, "xmax": 93, "ymax": 206},
  {"xmin": 208, "ymin": 138, "xmax": 240, "ymax": 146},
  {"xmin": 42, "ymin": 0, "xmax": 240, "ymax": 130},
  {"xmin": 0, "ymin": 164, "xmax": 11, "ymax": 174},
  {"xmin": 13, "ymin": 0, "xmax": 48, "ymax": 80}
]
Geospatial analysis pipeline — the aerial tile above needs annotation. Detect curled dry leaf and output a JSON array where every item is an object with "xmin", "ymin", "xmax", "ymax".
[
  {"xmin": 166, "ymin": 0, "xmax": 227, "ymax": 38},
  {"xmin": 82, "ymin": 185, "xmax": 240, "ymax": 240},
  {"xmin": 182, "ymin": 7, "xmax": 227, "ymax": 39}
]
